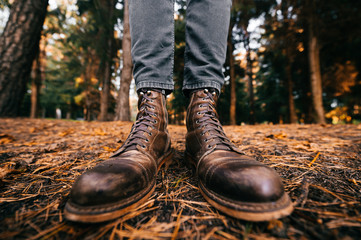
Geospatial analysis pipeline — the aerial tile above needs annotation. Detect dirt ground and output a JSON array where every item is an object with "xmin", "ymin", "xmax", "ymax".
[{"xmin": 0, "ymin": 118, "xmax": 360, "ymax": 239}]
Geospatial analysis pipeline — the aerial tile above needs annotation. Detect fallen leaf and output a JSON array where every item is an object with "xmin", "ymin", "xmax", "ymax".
[
  {"xmin": 58, "ymin": 128, "xmax": 74, "ymax": 137},
  {"xmin": 93, "ymin": 128, "xmax": 108, "ymax": 136},
  {"xmin": 0, "ymin": 134, "xmax": 15, "ymax": 144},
  {"xmin": 102, "ymin": 146, "xmax": 118, "ymax": 152}
]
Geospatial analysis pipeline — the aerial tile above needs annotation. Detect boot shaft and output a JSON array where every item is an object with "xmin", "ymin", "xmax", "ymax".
[
  {"xmin": 186, "ymin": 89, "xmax": 219, "ymax": 132},
  {"xmin": 112, "ymin": 89, "xmax": 171, "ymax": 161}
]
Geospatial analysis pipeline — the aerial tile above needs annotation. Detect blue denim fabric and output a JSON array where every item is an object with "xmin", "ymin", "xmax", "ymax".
[{"xmin": 129, "ymin": 0, "xmax": 232, "ymax": 94}]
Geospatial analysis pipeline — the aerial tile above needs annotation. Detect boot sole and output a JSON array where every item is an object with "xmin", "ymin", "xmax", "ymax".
[
  {"xmin": 64, "ymin": 149, "xmax": 174, "ymax": 223},
  {"xmin": 199, "ymin": 181, "xmax": 294, "ymax": 222},
  {"xmin": 185, "ymin": 151, "xmax": 294, "ymax": 222}
]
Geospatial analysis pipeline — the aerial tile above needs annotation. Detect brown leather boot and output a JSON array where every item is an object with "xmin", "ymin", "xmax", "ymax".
[
  {"xmin": 185, "ymin": 89, "xmax": 293, "ymax": 221},
  {"xmin": 64, "ymin": 89, "xmax": 172, "ymax": 223}
]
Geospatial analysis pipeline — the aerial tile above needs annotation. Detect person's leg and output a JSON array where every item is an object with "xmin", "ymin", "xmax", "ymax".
[
  {"xmin": 182, "ymin": 0, "xmax": 231, "ymax": 94},
  {"xmin": 64, "ymin": 0, "xmax": 174, "ymax": 223},
  {"xmin": 184, "ymin": 0, "xmax": 294, "ymax": 221},
  {"xmin": 130, "ymin": 0, "xmax": 175, "ymax": 92}
]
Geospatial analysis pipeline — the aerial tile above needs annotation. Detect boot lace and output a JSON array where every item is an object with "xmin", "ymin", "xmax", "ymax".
[
  {"xmin": 122, "ymin": 91, "xmax": 158, "ymax": 150},
  {"xmin": 197, "ymin": 89, "xmax": 234, "ymax": 150}
]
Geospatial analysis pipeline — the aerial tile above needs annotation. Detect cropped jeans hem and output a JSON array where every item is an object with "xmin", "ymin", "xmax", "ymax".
[
  {"xmin": 182, "ymin": 81, "xmax": 222, "ymax": 94},
  {"xmin": 136, "ymin": 81, "xmax": 174, "ymax": 92}
]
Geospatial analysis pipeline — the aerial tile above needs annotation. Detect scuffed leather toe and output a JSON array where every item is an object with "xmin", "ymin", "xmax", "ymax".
[
  {"xmin": 199, "ymin": 153, "xmax": 284, "ymax": 203},
  {"xmin": 64, "ymin": 90, "xmax": 172, "ymax": 223},
  {"xmin": 185, "ymin": 89, "xmax": 293, "ymax": 221},
  {"xmin": 70, "ymin": 156, "xmax": 152, "ymax": 207}
]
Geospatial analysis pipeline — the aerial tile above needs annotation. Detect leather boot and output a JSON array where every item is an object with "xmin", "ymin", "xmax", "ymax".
[
  {"xmin": 185, "ymin": 89, "xmax": 293, "ymax": 221},
  {"xmin": 64, "ymin": 89, "xmax": 172, "ymax": 223}
]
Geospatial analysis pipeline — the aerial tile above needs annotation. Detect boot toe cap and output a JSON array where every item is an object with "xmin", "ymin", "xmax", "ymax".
[
  {"xmin": 200, "ymin": 157, "xmax": 285, "ymax": 203},
  {"xmin": 69, "ymin": 158, "xmax": 151, "ymax": 206}
]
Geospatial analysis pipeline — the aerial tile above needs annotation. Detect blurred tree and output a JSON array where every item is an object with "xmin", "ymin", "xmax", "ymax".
[
  {"xmin": 231, "ymin": 0, "xmax": 276, "ymax": 124},
  {"xmin": 30, "ymin": 7, "xmax": 64, "ymax": 118},
  {"xmin": 258, "ymin": 0, "xmax": 361, "ymax": 124},
  {"xmin": 259, "ymin": 0, "xmax": 302, "ymax": 123},
  {"xmin": 305, "ymin": 0, "xmax": 326, "ymax": 124},
  {"xmin": 0, "ymin": 0, "xmax": 48, "ymax": 116},
  {"xmin": 319, "ymin": 0, "xmax": 361, "ymax": 119},
  {"xmin": 227, "ymin": 14, "xmax": 236, "ymax": 125},
  {"xmin": 98, "ymin": 0, "xmax": 117, "ymax": 121},
  {"xmin": 256, "ymin": 50, "xmax": 289, "ymax": 123},
  {"xmin": 0, "ymin": 0, "xmax": 10, "ymax": 8},
  {"xmin": 280, "ymin": 0, "xmax": 298, "ymax": 123},
  {"xmin": 67, "ymin": 17, "xmax": 102, "ymax": 120},
  {"xmin": 168, "ymin": 0, "xmax": 187, "ymax": 124},
  {"xmin": 30, "ymin": 45, "xmax": 43, "ymax": 118},
  {"xmin": 0, "ymin": 1, "xmax": 10, "ymax": 33},
  {"xmin": 115, "ymin": 0, "xmax": 133, "ymax": 121},
  {"xmin": 77, "ymin": 0, "xmax": 120, "ymax": 121},
  {"xmin": 218, "ymin": 64, "xmax": 248, "ymax": 125},
  {"xmin": 41, "ymin": 3, "xmax": 102, "ymax": 120}
]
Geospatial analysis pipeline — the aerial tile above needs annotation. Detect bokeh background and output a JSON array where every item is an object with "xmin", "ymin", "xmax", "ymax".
[{"xmin": 0, "ymin": 0, "xmax": 360, "ymax": 125}]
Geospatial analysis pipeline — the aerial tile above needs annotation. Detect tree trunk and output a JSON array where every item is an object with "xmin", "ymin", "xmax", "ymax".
[
  {"xmin": 99, "ymin": 0, "xmax": 115, "ymax": 121},
  {"xmin": 30, "ymin": 39, "xmax": 45, "ymax": 119},
  {"xmin": 245, "ymin": 32, "xmax": 255, "ymax": 125},
  {"xmin": 247, "ymin": 51, "xmax": 255, "ymax": 125},
  {"xmin": 309, "ymin": 35, "xmax": 325, "ymax": 124},
  {"xmin": 285, "ymin": 59, "xmax": 298, "ymax": 123},
  {"xmin": 0, "ymin": 0, "xmax": 48, "ymax": 117},
  {"xmin": 115, "ymin": 0, "xmax": 133, "ymax": 121},
  {"xmin": 307, "ymin": 0, "xmax": 326, "ymax": 124},
  {"xmin": 99, "ymin": 39, "xmax": 112, "ymax": 121},
  {"xmin": 228, "ymin": 25, "xmax": 236, "ymax": 125},
  {"xmin": 30, "ymin": 52, "xmax": 41, "ymax": 118},
  {"xmin": 281, "ymin": 4, "xmax": 297, "ymax": 124}
]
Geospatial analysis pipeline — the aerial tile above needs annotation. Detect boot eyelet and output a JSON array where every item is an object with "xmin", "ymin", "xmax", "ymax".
[
  {"xmin": 204, "ymin": 139, "xmax": 208, "ymax": 142},
  {"xmin": 150, "ymin": 99, "xmax": 154, "ymax": 102},
  {"xmin": 204, "ymin": 89, "xmax": 209, "ymax": 93},
  {"xmin": 207, "ymin": 145, "xmax": 212, "ymax": 149},
  {"xmin": 197, "ymin": 112, "xmax": 201, "ymax": 115},
  {"xmin": 145, "ymin": 139, "xmax": 149, "ymax": 142},
  {"xmin": 149, "ymin": 132, "xmax": 152, "ymax": 136},
  {"xmin": 201, "ymin": 132, "xmax": 204, "ymax": 136},
  {"xmin": 196, "ymin": 120, "xmax": 199, "ymax": 124},
  {"xmin": 199, "ymin": 104, "xmax": 203, "ymax": 108},
  {"xmin": 141, "ymin": 145, "xmax": 146, "ymax": 149},
  {"xmin": 154, "ymin": 120, "xmax": 157, "ymax": 123}
]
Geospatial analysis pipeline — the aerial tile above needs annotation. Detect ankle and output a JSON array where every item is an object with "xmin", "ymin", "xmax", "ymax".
[
  {"xmin": 184, "ymin": 88, "xmax": 219, "ymax": 98},
  {"xmin": 138, "ymin": 88, "xmax": 169, "ymax": 96}
]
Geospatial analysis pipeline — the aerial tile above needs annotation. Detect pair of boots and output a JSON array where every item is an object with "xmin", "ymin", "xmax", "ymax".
[{"xmin": 64, "ymin": 89, "xmax": 293, "ymax": 223}]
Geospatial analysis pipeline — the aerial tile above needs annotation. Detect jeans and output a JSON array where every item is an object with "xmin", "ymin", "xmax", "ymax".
[{"xmin": 129, "ymin": 0, "xmax": 232, "ymax": 94}]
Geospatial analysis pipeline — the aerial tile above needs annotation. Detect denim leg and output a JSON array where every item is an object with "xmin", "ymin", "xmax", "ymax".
[
  {"xmin": 183, "ymin": 0, "xmax": 232, "ymax": 93},
  {"xmin": 129, "ymin": 0, "xmax": 175, "ymax": 92}
]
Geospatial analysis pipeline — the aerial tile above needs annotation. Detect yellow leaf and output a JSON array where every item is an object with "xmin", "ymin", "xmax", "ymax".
[
  {"xmin": 94, "ymin": 128, "xmax": 107, "ymax": 136},
  {"xmin": 58, "ymin": 129, "xmax": 74, "ymax": 137},
  {"xmin": 102, "ymin": 146, "xmax": 117, "ymax": 152},
  {"xmin": 0, "ymin": 134, "xmax": 15, "ymax": 144}
]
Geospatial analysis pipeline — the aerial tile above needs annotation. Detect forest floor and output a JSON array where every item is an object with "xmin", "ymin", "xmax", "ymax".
[{"xmin": 0, "ymin": 118, "xmax": 360, "ymax": 240}]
